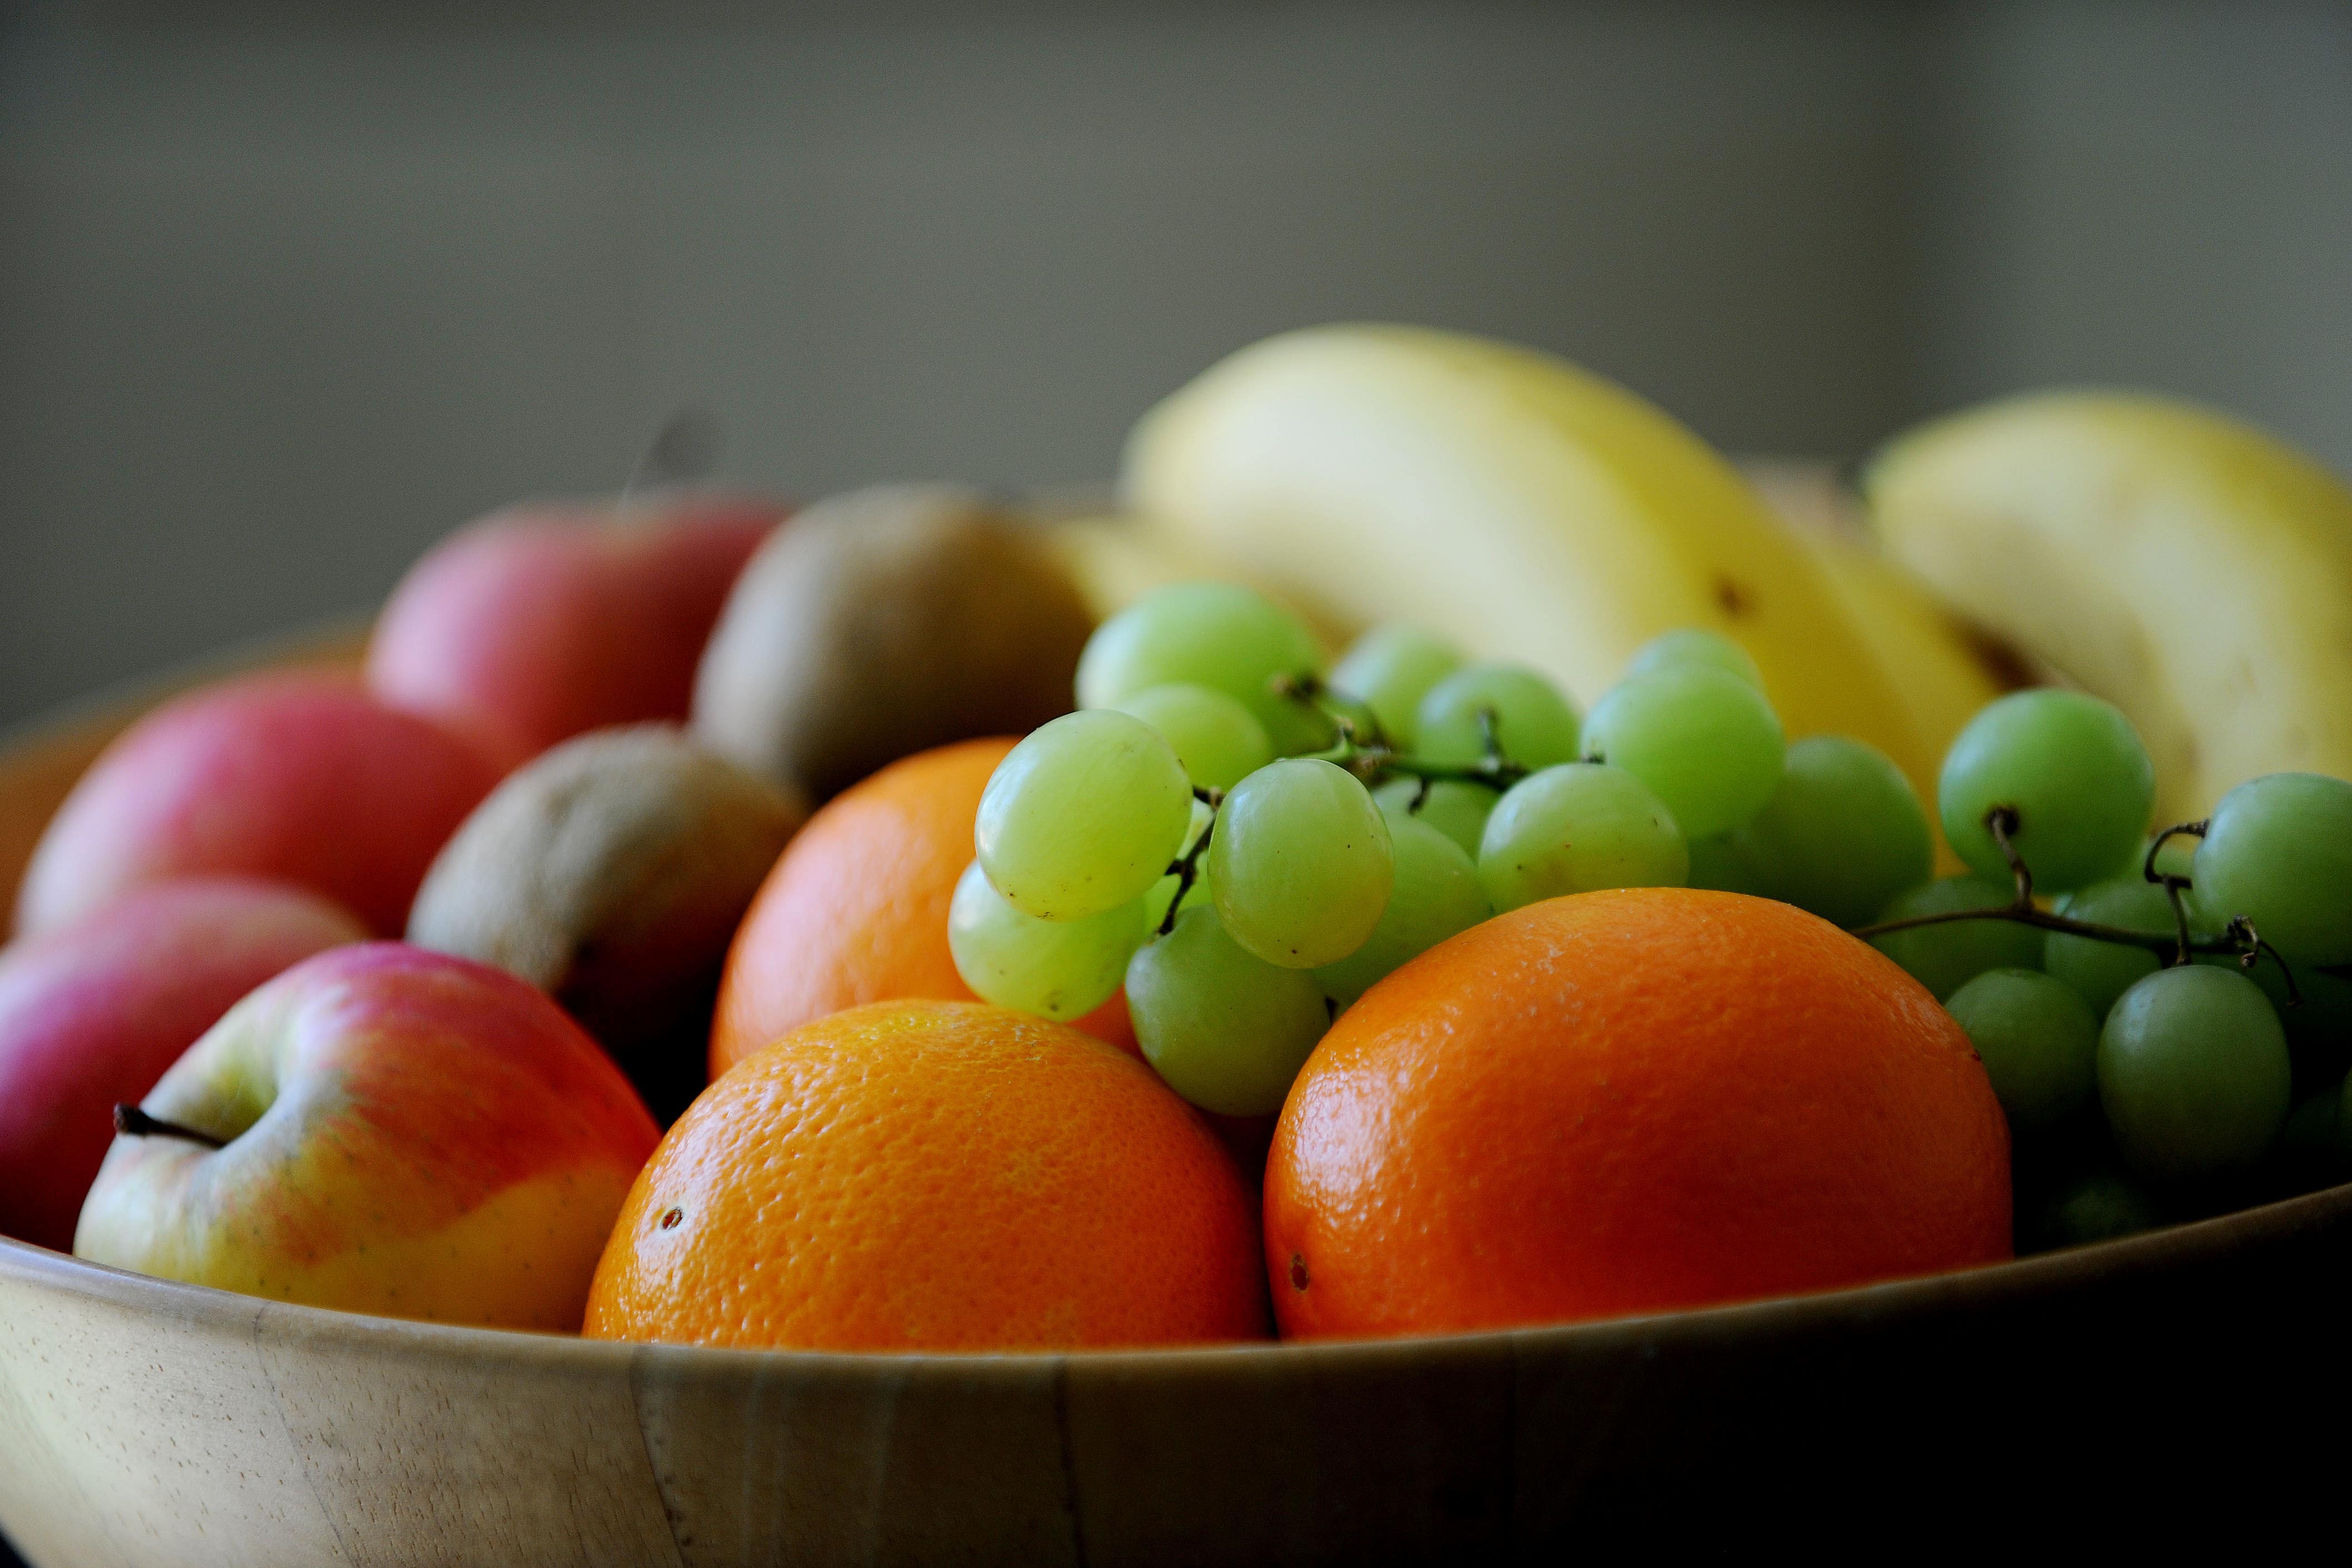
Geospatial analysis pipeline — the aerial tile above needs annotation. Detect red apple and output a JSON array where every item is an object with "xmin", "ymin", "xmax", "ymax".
[
  {"xmin": 13, "ymin": 672, "xmax": 504, "ymax": 939},
  {"xmin": 367, "ymin": 493, "xmax": 785, "ymax": 768},
  {"xmin": 74, "ymin": 942, "xmax": 659, "ymax": 1330},
  {"xmin": 0, "ymin": 877, "xmax": 365, "ymax": 1252}
]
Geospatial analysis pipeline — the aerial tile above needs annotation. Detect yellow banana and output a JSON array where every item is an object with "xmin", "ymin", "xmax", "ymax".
[
  {"xmin": 1864, "ymin": 391, "xmax": 2352, "ymax": 822},
  {"xmin": 1036, "ymin": 513, "xmax": 1214, "ymax": 623},
  {"xmin": 1741, "ymin": 459, "xmax": 2020, "ymax": 770},
  {"xmin": 1121, "ymin": 324, "xmax": 1938, "ymax": 791},
  {"xmin": 1036, "ymin": 512, "xmax": 1355, "ymax": 648},
  {"xmin": 1801, "ymin": 529, "xmax": 2018, "ymax": 777}
]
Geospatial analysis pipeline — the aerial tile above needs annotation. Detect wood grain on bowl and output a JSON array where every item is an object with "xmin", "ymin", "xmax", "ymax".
[
  {"xmin": 5, "ymin": 1192, "xmax": 2352, "ymax": 1564},
  {"xmin": 2, "ymin": 627, "xmax": 2349, "ymax": 1564}
]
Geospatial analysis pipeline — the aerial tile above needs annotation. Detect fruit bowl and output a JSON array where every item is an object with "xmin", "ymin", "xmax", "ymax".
[{"xmin": 1, "ymin": 642, "xmax": 2348, "ymax": 1563}]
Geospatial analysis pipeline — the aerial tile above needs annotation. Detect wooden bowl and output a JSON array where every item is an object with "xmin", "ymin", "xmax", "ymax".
[{"xmin": 1, "ymin": 634, "xmax": 2346, "ymax": 1564}]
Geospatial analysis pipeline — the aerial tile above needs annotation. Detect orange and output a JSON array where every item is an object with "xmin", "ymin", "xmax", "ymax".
[
  {"xmin": 709, "ymin": 737, "xmax": 1134, "ymax": 1076},
  {"xmin": 1265, "ymin": 888, "xmax": 2010, "ymax": 1339},
  {"xmin": 586, "ymin": 1000, "xmax": 1266, "ymax": 1350}
]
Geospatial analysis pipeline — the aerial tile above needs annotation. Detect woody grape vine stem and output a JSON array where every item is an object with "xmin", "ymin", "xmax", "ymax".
[
  {"xmin": 1850, "ymin": 807, "xmax": 2296, "ymax": 998},
  {"xmin": 1271, "ymin": 679, "xmax": 2291, "ymax": 996},
  {"xmin": 1278, "ymin": 679, "xmax": 1528, "ymax": 793}
]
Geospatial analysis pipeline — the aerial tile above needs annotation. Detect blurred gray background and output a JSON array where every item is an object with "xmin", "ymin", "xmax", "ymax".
[{"xmin": 1, "ymin": 0, "xmax": 2347, "ymax": 727}]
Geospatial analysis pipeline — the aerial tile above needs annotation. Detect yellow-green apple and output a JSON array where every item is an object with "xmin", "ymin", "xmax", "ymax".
[
  {"xmin": 14, "ymin": 672, "xmax": 504, "ymax": 939},
  {"xmin": 367, "ymin": 493, "xmax": 785, "ymax": 770},
  {"xmin": 0, "ymin": 877, "xmax": 364, "ymax": 1252},
  {"xmin": 73, "ymin": 942, "xmax": 658, "ymax": 1330}
]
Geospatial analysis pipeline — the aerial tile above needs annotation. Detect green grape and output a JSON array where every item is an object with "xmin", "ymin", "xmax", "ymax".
[
  {"xmin": 2196, "ymin": 942, "xmax": 2352, "ymax": 1089},
  {"xmin": 1109, "ymin": 682, "xmax": 1272, "ymax": 792},
  {"xmin": 1125, "ymin": 904, "xmax": 1331, "ymax": 1115},
  {"xmin": 1735, "ymin": 735, "xmax": 1932, "ymax": 926},
  {"xmin": 1622, "ymin": 627, "xmax": 1764, "ymax": 690},
  {"xmin": 948, "ymin": 861, "xmax": 1147, "ymax": 1021},
  {"xmin": 1938, "ymin": 689, "xmax": 2155, "ymax": 894},
  {"xmin": 975, "ymin": 709, "xmax": 1193, "ymax": 921},
  {"xmin": 2044, "ymin": 876, "xmax": 2183, "ymax": 1018},
  {"xmin": 2098, "ymin": 964, "xmax": 2292, "ymax": 1183},
  {"xmin": 2037, "ymin": 1170, "xmax": 2162, "ymax": 1249},
  {"xmin": 1578, "ymin": 667, "xmax": 1785, "ymax": 839},
  {"xmin": 1685, "ymin": 831, "xmax": 1773, "ymax": 897},
  {"xmin": 1313, "ymin": 808, "xmax": 1492, "ymax": 1010},
  {"xmin": 1943, "ymin": 968, "xmax": 2100, "ymax": 1132},
  {"xmin": 1415, "ymin": 663, "xmax": 1582, "ymax": 770},
  {"xmin": 1371, "ymin": 778, "xmax": 1498, "ymax": 860},
  {"xmin": 1477, "ymin": 763, "xmax": 1687, "ymax": 912},
  {"xmin": 1329, "ymin": 624, "xmax": 1463, "ymax": 748},
  {"xmin": 2195, "ymin": 772, "xmax": 2352, "ymax": 965},
  {"xmin": 2226, "ymin": 952, "xmax": 2352, "ymax": 1056},
  {"xmin": 1209, "ymin": 760, "xmax": 1394, "ymax": 968},
  {"xmin": 1868, "ymin": 875, "xmax": 2042, "ymax": 1000},
  {"xmin": 1075, "ymin": 581, "xmax": 1329, "ymax": 757}
]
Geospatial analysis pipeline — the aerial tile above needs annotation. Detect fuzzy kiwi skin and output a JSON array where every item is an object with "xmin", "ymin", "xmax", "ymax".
[
  {"xmin": 408, "ymin": 725, "xmax": 805, "ymax": 1122},
  {"xmin": 690, "ymin": 483, "xmax": 1095, "ymax": 802}
]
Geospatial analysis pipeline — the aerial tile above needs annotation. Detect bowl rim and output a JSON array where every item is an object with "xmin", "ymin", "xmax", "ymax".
[{"xmin": 9, "ymin": 1172, "xmax": 2350, "ymax": 1377}]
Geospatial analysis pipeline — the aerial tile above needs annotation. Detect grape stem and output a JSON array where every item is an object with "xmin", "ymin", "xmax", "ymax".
[
  {"xmin": 1850, "ymin": 900, "xmax": 2256, "ymax": 961},
  {"xmin": 1278, "ymin": 677, "xmax": 1528, "ymax": 792},
  {"xmin": 2141, "ymin": 818, "xmax": 2208, "ymax": 964},
  {"xmin": 1275, "ymin": 673, "xmax": 1390, "ymax": 751},
  {"xmin": 1848, "ymin": 806, "xmax": 2290, "ymax": 989},
  {"xmin": 1158, "ymin": 790, "xmax": 1221, "ymax": 936},
  {"xmin": 1356, "ymin": 750, "xmax": 1528, "ymax": 790}
]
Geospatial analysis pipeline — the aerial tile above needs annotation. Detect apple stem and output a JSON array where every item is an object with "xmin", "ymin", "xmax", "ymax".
[
  {"xmin": 113, "ymin": 1103, "xmax": 228, "ymax": 1149},
  {"xmin": 617, "ymin": 408, "xmax": 720, "ymax": 517}
]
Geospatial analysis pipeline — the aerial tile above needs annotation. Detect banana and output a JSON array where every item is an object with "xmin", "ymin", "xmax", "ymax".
[
  {"xmin": 1799, "ymin": 528, "xmax": 2019, "ymax": 776},
  {"xmin": 1120, "ymin": 324, "xmax": 1940, "ymax": 791},
  {"xmin": 1035, "ymin": 512, "xmax": 1356, "ymax": 649},
  {"xmin": 1737, "ymin": 462, "xmax": 2018, "ymax": 769},
  {"xmin": 1863, "ymin": 391, "xmax": 2352, "ymax": 822},
  {"xmin": 1036, "ymin": 512, "xmax": 1217, "ymax": 623}
]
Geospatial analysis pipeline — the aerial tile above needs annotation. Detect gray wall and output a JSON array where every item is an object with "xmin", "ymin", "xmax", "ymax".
[
  {"xmin": 1, "ymin": 2, "xmax": 2345, "ymax": 727},
  {"xmin": 1915, "ymin": 1, "xmax": 2352, "ymax": 464}
]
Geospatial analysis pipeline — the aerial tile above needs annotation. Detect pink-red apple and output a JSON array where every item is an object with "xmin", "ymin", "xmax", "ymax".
[
  {"xmin": 0, "ymin": 877, "xmax": 365, "ymax": 1252},
  {"xmin": 14, "ymin": 672, "xmax": 504, "ymax": 939},
  {"xmin": 367, "ymin": 493, "xmax": 785, "ymax": 768},
  {"xmin": 74, "ymin": 942, "xmax": 658, "ymax": 1330}
]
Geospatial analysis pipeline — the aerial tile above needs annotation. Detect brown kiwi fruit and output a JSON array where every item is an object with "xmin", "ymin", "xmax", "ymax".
[
  {"xmin": 690, "ymin": 483, "xmax": 1093, "ymax": 802},
  {"xmin": 407, "ymin": 725, "xmax": 805, "ymax": 1122}
]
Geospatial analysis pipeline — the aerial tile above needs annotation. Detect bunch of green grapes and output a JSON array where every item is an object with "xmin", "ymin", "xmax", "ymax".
[
  {"xmin": 962, "ymin": 588, "xmax": 2352, "ymax": 1241},
  {"xmin": 1856, "ymin": 688, "xmax": 2352, "ymax": 1247},
  {"xmin": 956, "ymin": 585, "xmax": 1497, "ymax": 1117},
  {"xmin": 962, "ymin": 589, "xmax": 1879, "ymax": 1120}
]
